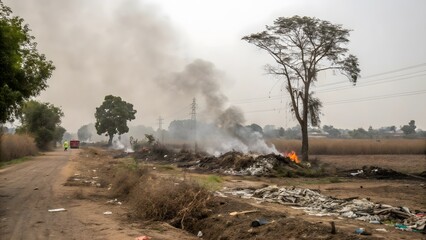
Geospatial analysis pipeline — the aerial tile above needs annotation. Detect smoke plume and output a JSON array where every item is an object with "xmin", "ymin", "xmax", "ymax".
[{"xmin": 160, "ymin": 59, "xmax": 278, "ymax": 155}]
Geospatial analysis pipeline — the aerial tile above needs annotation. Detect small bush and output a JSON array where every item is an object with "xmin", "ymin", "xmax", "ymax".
[
  {"xmin": 131, "ymin": 177, "xmax": 212, "ymax": 230},
  {"xmin": 110, "ymin": 166, "xmax": 148, "ymax": 198}
]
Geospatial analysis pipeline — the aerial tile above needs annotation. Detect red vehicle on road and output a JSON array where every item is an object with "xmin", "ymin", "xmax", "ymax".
[{"xmin": 70, "ymin": 140, "xmax": 80, "ymax": 149}]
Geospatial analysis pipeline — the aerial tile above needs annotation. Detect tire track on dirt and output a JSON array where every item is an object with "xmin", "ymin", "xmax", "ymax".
[{"xmin": 0, "ymin": 150, "xmax": 74, "ymax": 239}]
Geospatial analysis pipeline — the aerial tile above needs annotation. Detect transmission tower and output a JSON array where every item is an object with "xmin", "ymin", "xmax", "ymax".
[
  {"xmin": 191, "ymin": 98, "xmax": 197, "ymax": 151},
  {"xmin": 158, "ymin": 116, "xmax": 164, "ymax": 143}
]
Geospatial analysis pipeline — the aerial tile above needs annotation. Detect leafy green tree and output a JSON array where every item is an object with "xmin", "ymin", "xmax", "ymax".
[
  {"xmin": 54, "ymin": 126, "xmax": 66, "ymax": 144},
  {"xmin": 95, "ymin": 95, "xmax": 137, "ymax": 145},
  {"xmin": 401, "ymin": 120, "xmax": 416, "ymax": 135},
  {"xmin": 77, "ymin": 124, "xmax": 92, "ymax": 142},
  {"xmin": 0, "ymin": 2, "xmax": 55, "ymax": 123},
  {"xmin": 322, "ymin": 125, "xmax": 341, "ymax": 138},
  {"xmin": 348, "ymin": 128, "xmax": 369, "ymax": 139},
  {"xmin": 243, "ymin": 15, "xmax": 360, "ymax": 161},
  {"xmin": 17, "ymin": 100, "xmax": 64, "ymax": 150}
]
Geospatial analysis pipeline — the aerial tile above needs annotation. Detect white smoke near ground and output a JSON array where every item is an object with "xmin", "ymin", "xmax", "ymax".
[
  {"xmin": 160, "ymin": 59, "xmax": 279, "ymax": 155},
  {"xmin": 7, "ymin": 0, "xmax": 279, "ymax": 155}
]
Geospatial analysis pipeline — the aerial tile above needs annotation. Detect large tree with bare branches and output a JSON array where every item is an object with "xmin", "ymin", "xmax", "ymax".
[{"xmin": 243, "ymin": 15, "xmax": 360, "ymax": 161}]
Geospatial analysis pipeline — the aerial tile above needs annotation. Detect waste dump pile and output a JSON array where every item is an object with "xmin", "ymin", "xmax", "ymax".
[
  {"xmin": 198, "ymin": 152, "xmax": 303, "ymax": 176},
  {"xmin": 227, "ymin": 185, "xmax": 425, "ymax": 232},
  {"xmin": 344, "ymin": 166, "xmax": 411, "ymax": 179}
]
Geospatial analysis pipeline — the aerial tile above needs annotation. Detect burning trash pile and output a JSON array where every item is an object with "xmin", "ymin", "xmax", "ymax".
[
  {"xmin": 197, "ymin": 151, "xmax": 304, "ymax": 176},
  {"xmin": 227, "ymin": 185, "xmax": 426, "ymax": 233}
]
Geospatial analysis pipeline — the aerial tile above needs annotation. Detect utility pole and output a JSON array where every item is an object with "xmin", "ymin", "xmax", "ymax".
[
  {"xmin": 158, "ymin": 116, "xmax": 164, "ymax": 143},
  {"xmin": 191, "ymin": 98, "xmax": 197, "ymax": 152}
]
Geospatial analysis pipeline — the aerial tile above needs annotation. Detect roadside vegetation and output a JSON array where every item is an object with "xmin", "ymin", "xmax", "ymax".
[
  {"xmin": 0, "ymin": 133, "xmax": 37, "ymax": 162},
  {"xmin": 106, "ymin": 159, "xmax": 213, "ymax": 231}
]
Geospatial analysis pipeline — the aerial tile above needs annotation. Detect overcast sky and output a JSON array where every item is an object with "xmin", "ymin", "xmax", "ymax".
[{"xmin": 5, "ymin": 0, "xmax": 426, "ymax": 132}]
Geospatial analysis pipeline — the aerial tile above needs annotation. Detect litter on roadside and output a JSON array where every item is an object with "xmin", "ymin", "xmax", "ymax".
[
  {"xmin": 48, "ymin": 208, "xmax": 67, "ymax": 212},
  {"xmin": 135, "ymin": 236, "xmax": 151, "ymax": 240},
  {"xmin": 225, "ymin": 185, "xmax": 426, "ymax": 232},
  {"xmin": 103, "ymin": 211, "xmax": 112, "ymax": 215},
  {"xmin": 251, "ymin": 218, "xmax": 268, "ymax": 227},
  {"xmin": 106, "ymin": 199, "xmax": 122, "ymax": 205},
  {"xmin": 355, "ymin": 228, "xmax": 371, "ymax": 235},
  {"xmin": 375, "ymin": 228, "xmax": 388, "ymax": 232},
  {"xmin": 229, "ymin": 210, "xmax": 259, "ymax": 216}
]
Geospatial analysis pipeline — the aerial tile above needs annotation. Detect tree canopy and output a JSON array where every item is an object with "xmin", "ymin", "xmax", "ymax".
[
  {"xmin": 17, "ymin": 100, "xmax": 64, "ymax": 150},
  {"xmin": 401, "ymin": 120, "xmax": 416, "ymax": 135},
  {"xmin": 0, "ymin": 1, "xmax": 55, "ymax": 123},
  {"xmin": 243, "ymin": 15, "xmax": 360, "ymax": 161},
  {"xmin": 95, "ymin": 95, "xmax": 137, "ymax": 145}
]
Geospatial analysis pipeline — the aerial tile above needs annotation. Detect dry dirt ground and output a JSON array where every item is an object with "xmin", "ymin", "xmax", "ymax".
[
  {"xmin": 0, "ymin": 149, "xmax": 195, "ymax": 240},
  {"xmin": 0, "ymin": 148, "xmax": 425, "ymax": 240}
]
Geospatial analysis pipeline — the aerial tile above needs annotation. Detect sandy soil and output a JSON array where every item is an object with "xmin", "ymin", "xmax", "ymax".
[
  {"xmin": 0, "ymin": 149, "xmax": 196, "ymax": 240},
  {"xmin": 0, "ymin": 148, "xmax": 424, "ymax": 240}
]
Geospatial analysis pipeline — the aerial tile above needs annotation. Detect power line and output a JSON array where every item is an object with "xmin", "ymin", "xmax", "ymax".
[
  {"xmin": 239, "ymin": 89, "xmax": 426, "ymax": 114},
  {"xmin": 315, "ymin": 63, "xmax": 426, "ymax": 88},
  {"xmin": 316, "ymin": 71, "xmax": 426, "ymax": 94},
  {"xmin": 325, "ymin": 89, "xmax": 426, "ymax": 105},
  {"xmin": 229, "ymin": 63, "xmax": 426, "ymax": 104},
  {"xmin": 231, "ymin": 70, "xmax": 426, "ymax": 105}
]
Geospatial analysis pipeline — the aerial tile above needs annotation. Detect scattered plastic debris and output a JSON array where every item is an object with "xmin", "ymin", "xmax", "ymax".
[
  {"xmin": 48, "ymin": 208, "xmax": 67, "ymax": 212},
  {"xmin": 229, "ymin": 210, "xmax": 259, "ymax": 216},
  {"xmin": 103, "ymin": 211, "xmax": 112, "ymax": 215},
  {"xmin": 350, "ymin": 170, "xmax": 363, "ymax": 176},
  {"xmin": 107, "ymin": 199, "xmax": 122, "ymax": 205},
  {"xmin": 197, "ymin": 231, "xmax": 203, "ymax": 237},
  {"xmin": 135, "ymin": 236, "xmax": 151, "ymax": 240},
  {"xmin": 355, "ymin": 228, "xmax": 371, "ymax": 235},
  {"xmin": 251, "ymin": 218, "xmax": 268, "ymax": 227},
  {"xmin": 226, "ymin": 185, "xmax": 426, "ymax": 232},
  {"xmin": 375, "ymin": 228, "xmax": 388, "ymax": 232}
]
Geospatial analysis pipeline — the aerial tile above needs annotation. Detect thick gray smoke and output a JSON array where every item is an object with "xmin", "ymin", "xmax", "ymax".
[
  {"xmin": 5, "ymin": 0, "xmax": 185, "ymax": 131},
  {"xmin": 161, "ymin": 59, "xmax": 279, "ymax": 155},
  {"xmin": 7, "ymin": 0, "xmax": 278, "ymax": 155}
]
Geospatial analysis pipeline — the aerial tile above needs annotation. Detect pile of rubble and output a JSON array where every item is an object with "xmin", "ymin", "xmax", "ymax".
[
  {"xmin": 227, "ymin": 185, "xmax": 425, "ymax": 232},
  {"xmin": 344, "ymin": 166, "xmax": 411, "ymax": 179},
  {"xmin": 198, "ymin": 152, "xmax": 303, "ymax": 176}
]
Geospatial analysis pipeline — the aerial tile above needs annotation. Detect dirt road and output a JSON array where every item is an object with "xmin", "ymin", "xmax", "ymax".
[
  {"xmin": 0, "ymin": 149, "xmax": 197, "ymax": 240},
  {"xmin": 0, "ymin": 150, "xmax": 72, "ymax": 239}
]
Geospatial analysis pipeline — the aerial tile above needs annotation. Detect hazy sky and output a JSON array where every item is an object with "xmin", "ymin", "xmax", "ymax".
[{"xmin": 5, "ymin": 0, "xmax": 426, "ymax": 132}]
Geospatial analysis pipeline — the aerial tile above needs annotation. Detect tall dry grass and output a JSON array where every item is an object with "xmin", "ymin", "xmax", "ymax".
[
  {"xmin": 0, "ymin": 134, "xmax": 38, "ymax": 161},
  {"xmin": 269, "ymin": 138, "xmax": 426, "ymax": 155},
  {"xmin": 108, "ymin": 164, "xmax": 212, "ymax": 230}
]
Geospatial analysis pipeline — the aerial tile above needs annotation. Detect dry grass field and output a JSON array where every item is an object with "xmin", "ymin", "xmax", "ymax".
[
  {"xmin": 0, "ymin": 134, "xmax": 38, "ymax": 162},
  {"xmin": 269, "ymin": 138, "xmax": 426, "ymax": 155}
]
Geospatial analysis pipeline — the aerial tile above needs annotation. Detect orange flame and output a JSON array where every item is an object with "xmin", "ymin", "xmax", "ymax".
[{"xmin": 286, "ymin": 151, "xmax": 300, "ymax": 164}]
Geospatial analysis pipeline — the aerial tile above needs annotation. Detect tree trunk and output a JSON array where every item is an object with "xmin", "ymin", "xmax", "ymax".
[
  {"xmin": 301, "ymin": 120, "xmax": 309, "ymax": 162},
  {"xmin": 108, "ymin": 135, "xmax": 113, "ymax": 146}
]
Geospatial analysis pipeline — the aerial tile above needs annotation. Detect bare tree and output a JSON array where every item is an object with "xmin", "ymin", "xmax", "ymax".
[{"xmin": 243, "ymin": 16, "xmax": 360, "ymax": 161}]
